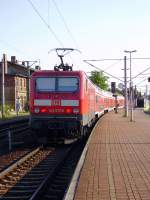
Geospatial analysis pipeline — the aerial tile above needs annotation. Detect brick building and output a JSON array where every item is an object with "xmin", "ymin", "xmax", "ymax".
[{"xmin": 0, "ymin": 56, "xmax": 35, "ymax": 111}]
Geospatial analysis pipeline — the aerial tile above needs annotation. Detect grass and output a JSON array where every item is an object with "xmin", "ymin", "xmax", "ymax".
[{"xmin": 0, "ymin": 111, "xmax": 29, "ymax": 120}]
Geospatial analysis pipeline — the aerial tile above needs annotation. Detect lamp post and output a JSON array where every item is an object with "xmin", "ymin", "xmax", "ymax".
[
  {"xmin": 124, "ymin": 50, "xmax": 137, "ymax": 122},
  {"xmin": 123, "ymin": 56, "xmax": 128, "ymax": 117}
]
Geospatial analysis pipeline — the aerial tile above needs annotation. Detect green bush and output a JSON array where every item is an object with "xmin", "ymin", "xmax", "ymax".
[{"xmin": 0, "ymin": 104, "xmax": 14, "ymax": 116}]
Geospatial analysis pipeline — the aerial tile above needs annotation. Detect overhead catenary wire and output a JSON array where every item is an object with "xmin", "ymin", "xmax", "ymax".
[
  {"xmin": 141, "ymin": 73, "xmax": 150, "ymax": 75},
  {"xmin": 27, "ymin": 0, "xmax": 64, "ymax": 47},
  {"xmin": 48, "ymin": 0, "xmax": 50, "ymax": 27},
  {"xmin": 51, "ymin": 0, "xmax": 79, "ymax": 49},
  {"xmin": 0, "ymin": 39, "xmax": 24, "ymax": 55},
  {"xmin": 132, "ymin": 65, "xmax": 150, "ymax": 81},
  {"xmin": 84, "ymin": 58, "xmax": 124, "ymax": 62},
  {"xmin": 0, "ymin": 39, "xmax": 36, "ymax": 60},
  {"xmin": 84, "ymin": 57, "xmax": 150, "ymax": 62},
  {"xmin": 84, "ymin": 57, "xmax": 150, "ymax": 82},
  {"xmin": 84, "ymin": 60, "xmax": 124, "ymax": 82},
  {"xmin": 103, "ymin": 59, "xmax": 122, "ymax": 71},
  {"xmin": 136, "ymin": 77, "xmax": 148, "ymax": 86}
]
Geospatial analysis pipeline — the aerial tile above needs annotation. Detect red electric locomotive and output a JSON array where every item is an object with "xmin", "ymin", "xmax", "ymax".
[{"xmin": 29, "ymin": 48, "xmax": 124, "ymax": 142}]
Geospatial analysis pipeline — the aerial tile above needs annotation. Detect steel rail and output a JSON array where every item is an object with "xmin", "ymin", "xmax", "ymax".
[
  {"xmin": 0, "ymin": 148, "xmax": 40, "ymax": 180},
  {"xmin": 0, "ymin": 147, "xmax": 52, "ymax": 198},
  {"xmin": 29, "ymin": 140, "xmax": 87, "ymax": 200}
]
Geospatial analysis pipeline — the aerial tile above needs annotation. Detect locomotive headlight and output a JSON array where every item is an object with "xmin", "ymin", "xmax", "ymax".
[
  {"xmin": 65, "ymin": 108, "xmax": 72, "ymax": 113},
  {"xmin": 41, "ymin": 108, "xmax": 48, "ymax": 113},
  {"xmin": 34, "ymin": 108, "xmax": 40, "ymax": 113},
  {"xmin": 73, "ymin": 108, "xmax": 79, "ymax": 114}
]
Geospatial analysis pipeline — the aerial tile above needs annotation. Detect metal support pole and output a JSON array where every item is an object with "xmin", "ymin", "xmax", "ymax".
[
  {"xmin": 115, "ymin": 95, "xmax": 118, "ymax": 113},
  {"xmin": 27, "ymin": 61, "xmax": 30, "ymax": 104},
  {"xmin": 149, "ymin": 90, "xmax": 150, "ymax": 110},
  {"xmin": 124, "ymin": 56, "xmax": 128, "ymax": 117},
  {"xmin": 129, "ymin": 53, "xmax": 133, "ymax": 121},
  {"xmin": 146, "ymin": 84, "xmax": 148, "ymax": 98},
  {"xmin": 8, "ymin": 130, "xmax": 12, "ymax": 151},
  {"xmin": 1, "ymin": 55, "xmax": 5, "ymax": 118},
  {"xmin": 134, "ymin": 85, "xmax": 137, "ymax": 107},
  {"xmin": 124, "ymin": 50, "xmax": 137, "ymax": 122}
]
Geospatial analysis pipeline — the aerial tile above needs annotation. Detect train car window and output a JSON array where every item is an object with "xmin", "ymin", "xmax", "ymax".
[
  {"xmin": 86, "ymin": 79, "xmax": 88, "ymax": 91},
  {"xmin": 36, "ymin": 78, "xmax": 55, "ymax": 91},
  {"xmin": 57, "ymin": 78, "xmax": 78, "ymax": 92},
  {"xmin": 96, "ymin": 95, "xmax": 98, "ymax": 103},
  {"xmin": 36, "ymin": 77, "xmax": 78, "ymax": 92},
  {"xmin": 104, "ymin": 98, "xmax": 109, "ymax": 103}
]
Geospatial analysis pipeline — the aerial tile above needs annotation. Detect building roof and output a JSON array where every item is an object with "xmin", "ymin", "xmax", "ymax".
[{"xmin": 0, "ymin": 60, "xmax": 35, "ymax": 77}]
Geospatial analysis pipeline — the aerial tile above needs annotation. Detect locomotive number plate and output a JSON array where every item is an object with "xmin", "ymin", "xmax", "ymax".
[{"xmin": 49, "ymin": 108, "xmax": 64, "ymax": 113}]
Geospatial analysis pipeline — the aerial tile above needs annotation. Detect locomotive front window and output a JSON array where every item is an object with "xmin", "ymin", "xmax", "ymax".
[
  {"xmin": 58, "ymin": 78, "xmax": 78, "ymax": 91},
  {"xmin": 36, "ymin": 78, "xmax": 55, "ymax": 91},
  {"xmin": 36, "ymin": 77, "xmax": 78, "ymax": 92}
]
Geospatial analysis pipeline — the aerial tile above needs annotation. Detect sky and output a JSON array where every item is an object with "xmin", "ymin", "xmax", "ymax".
[{"xmin": 1, "ymin": 0, "xmax": 150, "ymax": 93}]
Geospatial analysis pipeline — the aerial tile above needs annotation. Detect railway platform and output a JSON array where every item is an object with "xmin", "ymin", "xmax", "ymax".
[{"xmin": 65, "ymin": 108, "xmax": 150, "ymax": 200}]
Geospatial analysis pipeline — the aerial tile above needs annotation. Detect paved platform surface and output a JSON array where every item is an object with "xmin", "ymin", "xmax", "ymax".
[{"xmin": 74, "ymin": 109, "xmax": 150, "ymax": 200}]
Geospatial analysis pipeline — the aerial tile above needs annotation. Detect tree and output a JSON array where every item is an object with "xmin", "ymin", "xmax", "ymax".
[{"xmin": 89, "ymin": 70, "xmax": 109, "ymax": 90}]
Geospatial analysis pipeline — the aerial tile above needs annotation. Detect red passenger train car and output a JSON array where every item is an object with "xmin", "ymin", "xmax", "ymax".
[
  {"xmin": 29, "ymin": 70, "xmax": 124, "ymax": 141},
  {"xmin": 29, "ymin": 48, "xmax": 124, "ymax": 142}
]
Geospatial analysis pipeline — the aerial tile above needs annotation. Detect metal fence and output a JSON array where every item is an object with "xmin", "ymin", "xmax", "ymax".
[{"xmin": 0, "ymin": 117, "xmax": 29, "ymax": 153}]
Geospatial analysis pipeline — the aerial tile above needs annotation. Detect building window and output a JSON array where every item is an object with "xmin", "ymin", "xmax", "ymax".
[
  {"xmin": 16, "ymin": 78, "xmax": 19, "ymax": 86},
  {"xmin": 24, "ymin": 79, "xmax": 26, "ymax": 87},
  {"xmin": 20, "ymin": 79, "xmax": 22, "ymax": 90}
]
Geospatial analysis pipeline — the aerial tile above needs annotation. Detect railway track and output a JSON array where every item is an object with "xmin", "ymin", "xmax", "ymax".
[
  {"xmin": 39, "ymin": 141, "xmax": 85, "ymax": 200},
  {"xmin": 0, "ymin": 147, "xmax": 53, "ymax": 199},
  {"xmin": 0, "ymin": 150, "xmax": 29, "ymax": 172},
  {"xmin": 0, "ymin": 139, "xmax": 86, "ymax": 200}
]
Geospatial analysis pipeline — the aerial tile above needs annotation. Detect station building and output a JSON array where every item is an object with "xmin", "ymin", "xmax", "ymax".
[{"xmin": 0, "ymin": 55, "xmax": 36, "ymax": 111}]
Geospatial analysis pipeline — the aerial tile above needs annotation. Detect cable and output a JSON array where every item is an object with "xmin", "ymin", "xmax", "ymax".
[
  {"xmin": 136, "ymin": 77, "xmax": 148, "ymax": 86},
  {"xmin": 141, "ymin": 73, "xmax": 150, "ymax": 75},
  {"xmin": 84, "ymin": 60, "xmax": 124, "ymax": 82},
  {"xmin": 131, "ymin": 57, "xmax": 150, "ymax": 60},
  {"xmin": 48, "ymin": 0, "xmax": 50, "ymax": 26},
  {"xmin": 103, "ymin": 60, "xmax": 122, "ymax": 71},
  {"xmin": 27, "ymin": 0, "xmax": 64, "ymax": 47},
  {"xmin": 84, "ymin": 58, "xmax": 124, "ymax": 62},
  {"xmin": 0, "ymin": 39, "xmax": 34, "ymax": 59},
  {"xmin": 132, "ymin": 65, "xmax": 150, "ymax": 80},
  {"xmin": 52, "ymin": 0, "xmax": 79, "ymax": 48}
]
